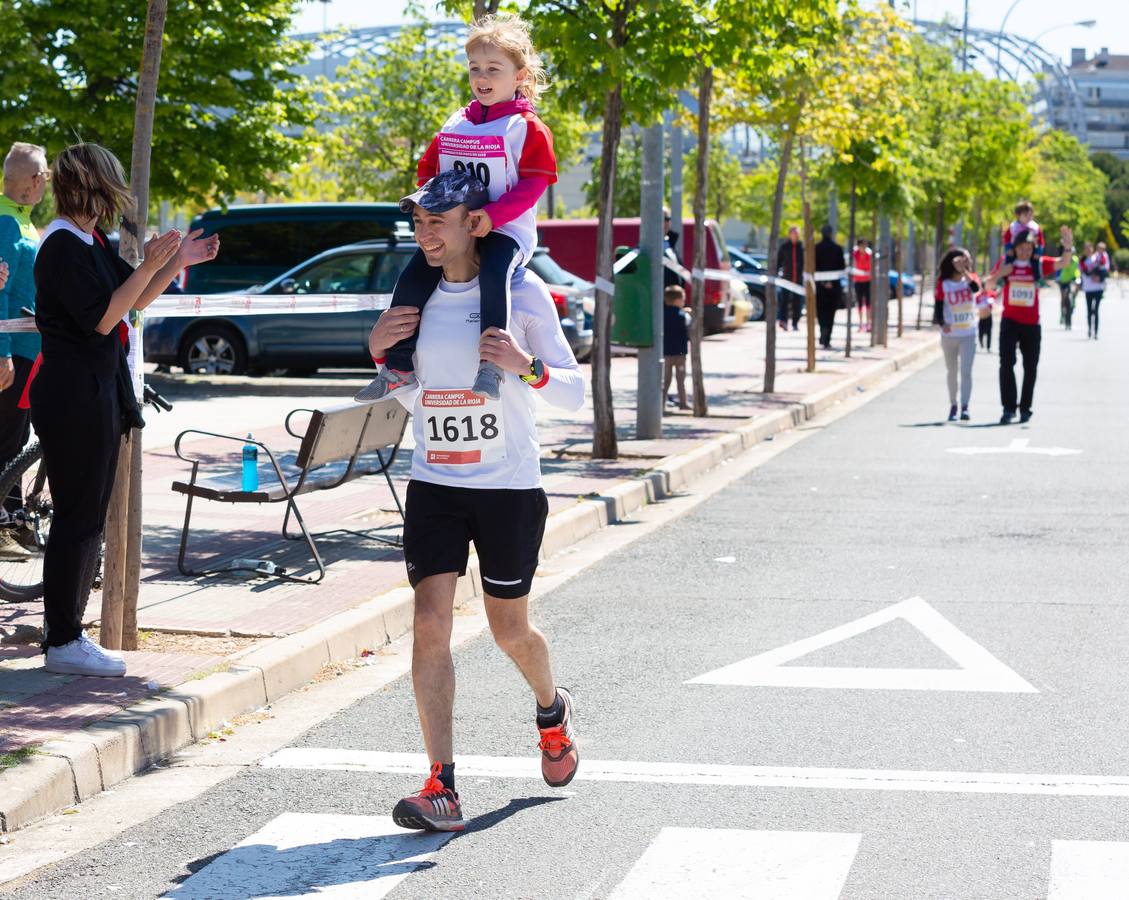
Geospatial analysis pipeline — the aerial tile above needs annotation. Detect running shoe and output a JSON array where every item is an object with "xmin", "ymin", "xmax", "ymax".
[
  {"xmin": 538, "ymin": 687, "xmax": 579, "ymax": 787},
  {"xmin": 354, "ymin": 367, "xmax": 418, "ymax": 403},
  {"xmin": 471, "ymin": 361, "xmax": 503, "ymax": 400},
  {"xmin": 947, "ymin": 405, "xmax": 957, "ymax": 422},
  {"xmin": 999, "ymin": 410, "xmax": 1016, "ymax": 425},
  {"xmin": 960, "ymin": 407, "xmax": 970, "ymax": 421},
  {"xmin": 1019, "ymin": 409, "xmax": 1033, "ymax": 424},
  {"xmin": 392, "ymin": 763, "xmax": 466, "ymax": 832}
]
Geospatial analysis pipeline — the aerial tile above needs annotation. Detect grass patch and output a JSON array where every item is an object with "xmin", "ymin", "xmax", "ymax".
[{"xmin": 0, "ymin": 746, "xmax": 39, "ymax": 770}]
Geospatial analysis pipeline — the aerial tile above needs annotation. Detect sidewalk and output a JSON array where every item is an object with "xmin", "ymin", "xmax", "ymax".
[{"xmin": 0, "ymin": 308, "xmax": 938, "ymax": 831}]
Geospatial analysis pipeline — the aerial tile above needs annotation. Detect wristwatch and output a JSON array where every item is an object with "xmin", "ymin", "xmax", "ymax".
[{"xmin": 519, "ymin": 356, "xmax": 545, "ymax": 384}]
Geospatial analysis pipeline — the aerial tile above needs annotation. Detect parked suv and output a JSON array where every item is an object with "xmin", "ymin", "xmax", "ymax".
[
  {"xmin": 183, "ymin": 203, "xmax": 410, "ymax": 294},
  {"xmin": 146, "ymin": 241, "xmax": 591, "ymax": 375}
]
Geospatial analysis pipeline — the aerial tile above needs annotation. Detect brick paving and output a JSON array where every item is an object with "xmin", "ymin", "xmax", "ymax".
[{"xmin": 0, "ymin": 310, "xmax": 935, "ymax": 754}]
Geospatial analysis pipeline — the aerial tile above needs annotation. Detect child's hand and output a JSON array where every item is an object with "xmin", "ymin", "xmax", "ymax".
[
  {"xmin": 467, "ymin": 210, "xmax": 493, "ymax": 238},
  {"xmin": 1060, "ymin": 224, "xmax": 1073, "ymax": 247}
]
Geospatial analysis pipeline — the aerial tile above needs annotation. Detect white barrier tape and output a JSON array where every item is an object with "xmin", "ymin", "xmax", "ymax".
[
  {"xmin": 594, "ymin": 276, "xmax": 615, "ymax": 296},
  {"xmin": 0, "ymin": 318, "xmax": 38, "ymax": 333},
  {"xmin": 612, "ymin": 248, "xmax": 640, "ymax": 274}
]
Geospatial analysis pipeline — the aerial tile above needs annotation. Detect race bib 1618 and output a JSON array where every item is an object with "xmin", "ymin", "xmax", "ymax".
[{"xmin": 422, "ymin": 389, "xmax": 506, "ymax": 466}]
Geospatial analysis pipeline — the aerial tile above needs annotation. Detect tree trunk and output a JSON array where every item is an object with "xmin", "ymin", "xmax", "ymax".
[
  {"xmin": 102, "ymin": 0, "xmax": 167, "ymax": 651},
  {"xmin": 591, "ymin": 84, "xmax": 623, "ymax": 459},
  {"xmin": 690, "ymin": 66, "xmax": 713, "ymax": 418},
  {"xmin": 895, "ymin": 219, "xmax": 904, "ymax": 339},
  {"xmin": 763, "ymin": 115, "xmax": 799, "ymax": 394},
  {"xmin": 800, "ymin": 140, "xmax": 816, "ymax": 372},
  {"xmin": 846, "ymin": 177, "xmax": 857, "ymax": 359}
]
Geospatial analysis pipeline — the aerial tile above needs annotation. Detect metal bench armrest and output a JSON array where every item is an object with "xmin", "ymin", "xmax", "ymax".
[
  {"xmin": 172, "ymin": 429, "xmax": 296, "ymax": 497},
  {"xmin": 284, "ymin": 408, "xmax": 317, "ymax": 439}
]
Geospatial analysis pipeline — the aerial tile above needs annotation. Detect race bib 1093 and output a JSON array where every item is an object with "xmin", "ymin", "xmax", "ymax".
[
  {"xmin": 1009, "ymin": 282, "xmax": 1036, "ymax": 308},
  {"xmin": 437, "ymin": 134, "xmax": 508, "ymax": 201},
  {"xmin": 422, "ymin": 389, "xmax": 506, "ymax": 466}
]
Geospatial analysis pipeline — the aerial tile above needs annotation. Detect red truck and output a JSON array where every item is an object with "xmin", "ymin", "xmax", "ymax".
[{"xmin": 537, "ymin": 217, "xmax": 740, "ymax": 334}]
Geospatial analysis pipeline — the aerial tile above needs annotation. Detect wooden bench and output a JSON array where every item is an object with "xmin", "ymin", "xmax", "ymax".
[{"xmin": 171, "ymin": 398, "xmax": 409, "ymax": 584}]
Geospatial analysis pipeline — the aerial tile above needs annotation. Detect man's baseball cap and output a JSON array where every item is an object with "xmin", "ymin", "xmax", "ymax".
[{"xmin": 399, "ymin": 169, "xmax": 490, "ymax": 214}]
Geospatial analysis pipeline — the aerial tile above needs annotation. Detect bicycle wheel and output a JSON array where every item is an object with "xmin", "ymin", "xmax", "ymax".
[{"xmin": 0, "ymin": 441, "xmax": 50, "ymax": 603}]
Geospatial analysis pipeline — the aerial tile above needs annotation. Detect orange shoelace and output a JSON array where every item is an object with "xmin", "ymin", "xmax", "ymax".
[
  {"xmin": 419, "ymin": 762, "xmax": 447, "ymax": 797},
  {"xmin": 537, "ymin": 724, "xmax": 572, "ymax": 753}
]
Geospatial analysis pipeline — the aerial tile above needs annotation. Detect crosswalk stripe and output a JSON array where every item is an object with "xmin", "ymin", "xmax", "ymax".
[
  {"xmin": 162, "ymin": 813, "xmax": 454, "ymax": 899},
  {"xmin": 1047, "ymin": 840, "xmax": 1129, "ymax": 899},
  {"xmin": 259, "ymin": 749, "xmax": 1129, "ymax": 798},
  {"xmin": 609, "ymin": 827, "xmax": 861, "ymax": 899}
]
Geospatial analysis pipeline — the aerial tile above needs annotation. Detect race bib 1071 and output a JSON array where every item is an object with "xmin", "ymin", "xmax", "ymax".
[
  {"xmin": 422, "ymin": 389, "xmax": 506, "ymax": 466},
  {"xmin": 437, "ymin": 134, "xmax": 508, "ymax": 201}
]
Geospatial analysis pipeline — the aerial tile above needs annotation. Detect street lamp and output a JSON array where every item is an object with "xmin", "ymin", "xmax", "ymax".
[
  {"xmin": 997, "ymin": 0, "xmax": 1026, "ymax": 71},
  {"xmin": 1031, "ymin": 20, "xmax": 1097, "ymax": 47}
]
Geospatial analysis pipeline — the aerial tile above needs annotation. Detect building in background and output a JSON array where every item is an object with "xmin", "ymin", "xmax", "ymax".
[{"xmin": 1056, "ymin": 48, "xmax": 1129, "ymax": 160}]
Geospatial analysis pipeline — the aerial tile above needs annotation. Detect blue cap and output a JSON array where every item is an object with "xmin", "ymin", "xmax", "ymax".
[{"xmin": 399, "ymin": 169, "xmax": 490, "ymax": 214}]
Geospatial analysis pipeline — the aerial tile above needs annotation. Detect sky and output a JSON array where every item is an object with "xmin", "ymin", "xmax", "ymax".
[{"xmin": 289, "ymin": 0, "xmax": 1126, "ymax": 69}]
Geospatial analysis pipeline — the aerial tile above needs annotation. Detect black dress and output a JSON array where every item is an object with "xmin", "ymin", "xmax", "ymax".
[{"xmin": 30, "ymin": 224, "xmax": 141, "ymax": 649}]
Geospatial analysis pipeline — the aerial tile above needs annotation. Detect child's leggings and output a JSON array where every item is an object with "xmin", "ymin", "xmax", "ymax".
[{"xmin": 384, "ymin": 232, "xmax": 522, "ymax": 372}]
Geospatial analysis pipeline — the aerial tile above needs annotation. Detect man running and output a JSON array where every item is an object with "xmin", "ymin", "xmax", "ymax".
[
  {"xmin": 988, "ymin": 225, "xmax": 1073, "ymax": 425},
  {"xmin": 365, "ymin": 169, "xmax": 585, "ymax": 832}
]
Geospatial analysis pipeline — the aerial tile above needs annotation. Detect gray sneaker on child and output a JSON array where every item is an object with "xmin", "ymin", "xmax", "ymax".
[
  {"xmin": 355, "ymin": 367, "xmax": 418, "ymax": 403},
  {"xmin": 471, "ymin": 361, "xmax": 504, "ymax": 400}
]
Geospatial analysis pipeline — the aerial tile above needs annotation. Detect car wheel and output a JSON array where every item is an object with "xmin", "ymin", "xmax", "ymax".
[
  {"xmin": 178, "ymin": 323, "xmax": 248, "ymax": 376},
  {"xmin": 748, "ymin": 291, "xmax": 766, "ymax": 322}
]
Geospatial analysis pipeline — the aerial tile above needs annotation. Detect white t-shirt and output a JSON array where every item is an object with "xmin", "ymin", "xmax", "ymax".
[
  {"xmin": 940, "ymin": 278, "xmax": 984, "ymax": 338},
  {"xmin": 397, "ymin": 267, "xmax": 585, "ymax": 490},
  {"xmin": 1081, "ymin": 252, "xmax": 1110, "ymax": 293}
]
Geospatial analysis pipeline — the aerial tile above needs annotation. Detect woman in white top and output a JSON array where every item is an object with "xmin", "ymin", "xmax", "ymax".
[
  {"xmin": 937, "ymin": 247, "xmax": 987, "ymax": 421},
  {"xmin": 1079, "ymin": 241, "xmax": 1110, "ymax": 340}
]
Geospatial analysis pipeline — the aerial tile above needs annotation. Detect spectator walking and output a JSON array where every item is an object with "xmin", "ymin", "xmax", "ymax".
[
  {"xmin": 775, "ymin": 225, "xmax": 803, "ymax": 331},
  {"xmin": 987, "ymin": 225, "xmax": 1073, "ymax": 424},
  {"xmin": 1057, "ymin": 244, "xmax": 1080, "ymax": 331},
  {"xmin": 852, "ymin": 238, "xmax": 872, "ymax": 332},
  {"xmin": 814, "ymin": 225, "xmax": 844, "ymax": 350},
  {"xmin": 662, "ymin": 207, "xmax": 682, "ymax": 289},
  {"xmin": 662, "ymin": 284, "xmax": 690, "ymax": 412},
  {"xmin": 31, "ymin": 143, "xmax": 217, "ymax": 676},
  {"xmin": 937, "ymin": 248, "xmax": 986, "ymax": 421},
  {"xmin": 1080, "ymin": 241, "xmax": 1110, "ymax": 340},
  {"xmin": 0, "ymin": 142, "xmax": 48, "ymax": 561}
]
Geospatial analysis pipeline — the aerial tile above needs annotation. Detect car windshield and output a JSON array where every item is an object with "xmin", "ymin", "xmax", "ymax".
[{"xmin": 528, "ymin": 250, "xmax": 587, "ymax": 288}]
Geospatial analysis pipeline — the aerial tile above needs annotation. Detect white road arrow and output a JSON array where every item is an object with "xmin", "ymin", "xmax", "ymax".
[
  {"xmin": 946, "ymin": 438, "xmax": 1082, "ymax": 456},
  {"xmin": 685, "ymin": 596, "xmax": 1038, "ymax": 693}
]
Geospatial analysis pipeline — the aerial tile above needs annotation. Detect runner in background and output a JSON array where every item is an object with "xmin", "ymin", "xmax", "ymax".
[
  {"xmin": 358, "ymin": 13, "xmax": 557, "ymax": 404},
  {"xmin": 1056, "ymin": 244, "xmax": 1080, "ymax": 331},
  {"xmin": 977, "ymin": 281, "xmax": 997, "ymax": 353},
  {"xmin": 937, "ymin": 248, "xmax": 987, "ymax": 421},
  {"xmin": 1079, "ymin": 241, "xmax": 1110, "ymax": 340},
  {"xmin": 852, "ymin": 238, "xmax": 872, "ymax": 333},
  {"xmin": 988, "ymin": 225, "xmax": 1074, "ymax": 424}
]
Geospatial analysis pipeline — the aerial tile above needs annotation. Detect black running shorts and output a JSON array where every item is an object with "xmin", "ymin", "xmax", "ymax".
[{"xmin": 403, "ymin": 479, "xmax": 549, "ymax": 600}]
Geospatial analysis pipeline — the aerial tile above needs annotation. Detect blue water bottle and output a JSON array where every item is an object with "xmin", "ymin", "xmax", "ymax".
[{"xmin": 242, "ymin": 434, "xmax": 259, "ymax": 492}]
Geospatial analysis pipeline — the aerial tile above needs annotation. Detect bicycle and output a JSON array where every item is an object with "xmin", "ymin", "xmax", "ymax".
[{"xmin": 0, "ymin": 384, "xmax": 173, "ymax": 604}]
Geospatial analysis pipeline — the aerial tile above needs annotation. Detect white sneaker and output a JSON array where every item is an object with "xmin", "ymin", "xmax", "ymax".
[{"xmin": 44, "ymin": 632, "xmax": 127, "ymax": 677}]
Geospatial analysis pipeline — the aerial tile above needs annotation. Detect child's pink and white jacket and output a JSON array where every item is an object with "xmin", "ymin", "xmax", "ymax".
[{"xmin": 417, "ymin": 95, "xmax": 557, "ymax": 264}]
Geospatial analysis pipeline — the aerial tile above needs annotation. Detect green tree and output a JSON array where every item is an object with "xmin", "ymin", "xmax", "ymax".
[
  {"xmin": 317, "ymin": 24, "xmax": 466, "ymax": 200},
  {"xmin": 1026, "ymin": 131, "xmax": 1109, "ymax": 245},
  {"xmin": 1091, "ymin": 151, "xmax": 1129, "ymax": 246},
  {"xmin": 526, "ymin": 0, "xmax": 702, "ymax": 458},
  {"xmin": 0, "ymin": 0, "xmax": 315, "ymax": 206}
]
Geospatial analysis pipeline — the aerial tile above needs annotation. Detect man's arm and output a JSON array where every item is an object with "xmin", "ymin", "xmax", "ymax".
[{"xmin": 1048, "ymin": 226, "xmax": 1074, "ymax": 273}]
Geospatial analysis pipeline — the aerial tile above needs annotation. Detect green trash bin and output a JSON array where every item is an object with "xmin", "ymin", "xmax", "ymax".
[{"xmin": 610, "ymin": 245, "xmax": 653, "ymax": 347}]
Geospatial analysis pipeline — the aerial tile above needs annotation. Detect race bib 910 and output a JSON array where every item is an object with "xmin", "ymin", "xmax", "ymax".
[
  {"xmin": 422, "ymin": 389, "xmax": 506, "ymax": 466},
  {"xmin": 1009, "ymin": 282, "xmax": 1036, "ymax": 308},
  {"xmin": 437, "ymin": 134, "xmax": 508, "ymax": 201}
]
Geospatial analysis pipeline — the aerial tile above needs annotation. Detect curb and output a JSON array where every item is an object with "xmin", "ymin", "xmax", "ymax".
[{"xmin": 0, "ymin": 334, "xmax": 939, "ymax": 833}]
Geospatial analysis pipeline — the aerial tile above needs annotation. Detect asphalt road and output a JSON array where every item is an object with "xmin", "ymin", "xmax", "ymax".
[{"xmin": 10, "ymin": 290, "xmax": 1129, "ymax": 899}]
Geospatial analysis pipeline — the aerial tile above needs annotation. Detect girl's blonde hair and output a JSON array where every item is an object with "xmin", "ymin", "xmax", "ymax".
[
  {"xmin": 466, "ymin": 14, "xmax": 547, "ymax": 104},
  {"xmin": 52, "ymin": 143, "xmax": 133, "ymax": 228}
]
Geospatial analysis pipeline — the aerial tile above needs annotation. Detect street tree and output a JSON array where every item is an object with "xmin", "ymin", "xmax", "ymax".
[
  {"xmin": 0, "ymin": 0, "xmax": 315, "ymax": 206},
  {"xmin": 526, "ymin": 0, "xmax": 702, "ymax": 459},
  {"xmin": 1026, "ymin": 130, "xmax": 1110, "ymax": 245}
]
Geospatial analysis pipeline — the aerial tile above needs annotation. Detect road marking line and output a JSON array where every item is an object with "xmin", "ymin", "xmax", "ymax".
[
  {"xmin": 686, "ymin": 596, "xmax": 1037, "ymax": 693},
  {"xmin": 608, "ymin": 827, "xmax": 860, "ymax": 899},
  {"xmin": 259, "ymin": 749, "xmax": 1129, "ymax": 798},
  {"xmin": 947, "ymin": 438, "xmax": 1082, "ymax": 456},
  {"xmin": 1047, "ymin": 840, "xmax": 1129, "ymax": 899},
  {"xmin": 163, "ymin": 813, "xmax": 453, "ymax": 899}
]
